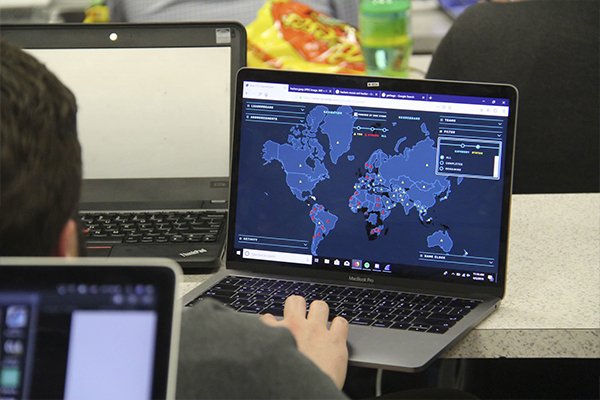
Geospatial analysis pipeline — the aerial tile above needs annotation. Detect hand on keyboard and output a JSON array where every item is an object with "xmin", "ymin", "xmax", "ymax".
[{"xmin": 260, "ymin": 295, "xmax": 349, "ymax": 389}]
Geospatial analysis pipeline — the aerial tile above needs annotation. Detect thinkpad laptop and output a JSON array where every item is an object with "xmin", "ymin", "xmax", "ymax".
[
  {"xmin": 184, "ymin": 68, "xmax": 517, "ymax": 371},
  {"xmin": 0, "ymin": 23, "xmax": 246, "ymax": 271},
  {"xmin": 0, "ymin": 257, "xmax": 181, "ymax": 400}
]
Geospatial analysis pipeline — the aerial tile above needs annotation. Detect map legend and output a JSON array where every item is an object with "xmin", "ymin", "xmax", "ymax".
[{"xmin": 436, "ymin": 137, "xmax": 503, "ymax": 180}]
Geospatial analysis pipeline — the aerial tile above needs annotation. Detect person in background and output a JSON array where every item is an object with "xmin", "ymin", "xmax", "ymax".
[
  {"xmin": 107, "ymin": 0, "xmax": 360, "ymax": 26},
  {"xmin": 0, "ymin": 38, "xmax": 349, "ymax": 398},
  {"xmin": 427, "ymin": 0, "xmax": 599, "ymax": 194}
]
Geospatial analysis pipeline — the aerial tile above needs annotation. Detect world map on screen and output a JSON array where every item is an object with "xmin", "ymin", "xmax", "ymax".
[{"xmin": 261, "ymin": 104, "xmax": 459, "ymax": 256}]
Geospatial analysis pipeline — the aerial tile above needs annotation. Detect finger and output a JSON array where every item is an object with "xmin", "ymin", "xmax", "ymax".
[
  {"xmin": 307, "ymin": 300, "xmax": 329, "ymax": 326},
  {"xmin": 260, "ymin": 313, "xmax": 278, "ymax": 326},
  {"xmin": 283, "ymin": 295, "xmax": 307, "ymax": 320},
  {"xmin": 329, "ymin": 316, "xmax": 350, "ymax": 338}
]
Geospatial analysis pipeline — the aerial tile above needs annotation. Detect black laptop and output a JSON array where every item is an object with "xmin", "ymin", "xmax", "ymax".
[
  {"xmin": 184, "ymin": 68, "xmax": 517, "ymax": 371},
  {"xmin": 0, "ymin": 23, "xmax": 246, "ymax": 272},
  {"xmin": 0, "ymin": 257, "xmax": 181, "ymax": 399}
]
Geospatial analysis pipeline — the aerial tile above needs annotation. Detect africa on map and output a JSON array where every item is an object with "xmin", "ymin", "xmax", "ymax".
[{"xmin": 348, "ymin": 122, "xmax": 452, "ymax": 240}]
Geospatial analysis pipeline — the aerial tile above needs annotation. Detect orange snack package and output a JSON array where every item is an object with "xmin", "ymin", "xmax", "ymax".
[{"xmin": 246, "ymin": 0, "xmax": 365, "ymax": 74}]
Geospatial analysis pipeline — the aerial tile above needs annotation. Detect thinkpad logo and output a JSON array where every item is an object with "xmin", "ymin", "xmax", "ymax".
[{"xmin": 179, "ymin": 249, "xmax": 208, "ymax": 258}]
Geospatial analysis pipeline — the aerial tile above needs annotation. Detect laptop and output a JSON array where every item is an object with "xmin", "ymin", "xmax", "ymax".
[
  {"xmin": 438, "ymin": 0, "xmax": 478, "ymax": 19},
  {"xmin": 0, "ymin": 257, "xmax": 181, "ymax": 399},
  {"xmin": 184, "ymin": 68, "xmax": 517, "ymax": 371},
  {"xmin": 0, "ymin": 23, "xmax": 246, "ymax": 272}
]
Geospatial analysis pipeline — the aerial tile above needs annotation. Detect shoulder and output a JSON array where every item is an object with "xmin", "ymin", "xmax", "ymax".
[
  {"xmin": 427, "ymin": 0, "xmax": 597, "ymax": 79},
  {"xmin": 176, "ymin": 300, "xmax": 346, "ymax": 399},
  {"xmin": 452, "ymin": 0, "xmax": 598, "ymax": 32}
]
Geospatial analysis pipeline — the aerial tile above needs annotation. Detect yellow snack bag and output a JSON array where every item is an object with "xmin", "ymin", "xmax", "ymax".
[
  {"xmin": 247, "ymin": 0, "xmax": 365, "ymax": 74},
  {"xmin": 84, "ymin": 1, "xmax": 110, "ymax": 23}
]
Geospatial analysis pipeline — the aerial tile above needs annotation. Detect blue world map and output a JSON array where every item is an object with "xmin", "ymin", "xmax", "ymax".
[{"xmin": 261, "ymin": 104, "xmax": 457, "ymax": 256}]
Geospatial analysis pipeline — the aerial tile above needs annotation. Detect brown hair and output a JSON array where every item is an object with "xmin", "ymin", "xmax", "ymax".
[{"xmin": 0, "ymin": 39, "xmax": 82, "ymax": 255}]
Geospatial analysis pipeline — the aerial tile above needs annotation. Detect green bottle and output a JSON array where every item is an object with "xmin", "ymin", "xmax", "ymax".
[{"xmin": 359, "ymin": 0, "xmax": 413, "ymax": 77}]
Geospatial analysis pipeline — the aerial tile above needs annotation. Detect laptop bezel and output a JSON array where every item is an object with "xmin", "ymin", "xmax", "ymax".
[
  {"xmin": 0, "ymin": 257, "xmax": 182, "ymax": 400},
  {"xmin": 0, "ymin": 22, "xmax": 245, "ymax": 123},
  {"xmin": 226, "ymin": 68, "xmax": 517, "ymax": 300}
]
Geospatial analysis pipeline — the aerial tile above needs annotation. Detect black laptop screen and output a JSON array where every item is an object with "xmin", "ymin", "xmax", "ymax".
[
  {"xmin": 0, "ymin": 265, "xmax": 176, "ymax": 400},
  {"xmin": 230, "ymin": 73, "xmax": 514, "ymax": 287}
]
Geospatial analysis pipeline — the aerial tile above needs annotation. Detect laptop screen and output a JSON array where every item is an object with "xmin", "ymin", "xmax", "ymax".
[
  {"xmin": 29, "ymin": 46, "xmax": 231, "ymax": 180},
  {"xmin": 229, "ymin": 71, "xmax": 515, "ymax": 288},
  {"xmin": 0, "ymin": 260, "xmax": 179, "ymax": 400}
]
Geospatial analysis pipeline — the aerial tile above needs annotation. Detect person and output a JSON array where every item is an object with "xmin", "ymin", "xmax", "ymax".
[
  {"xmin": 107, "ymin": 0, "xmax": 360, "ymax": 27},
  {"xmin": 0, "ymin": 39, "xmax": 349, "ymax": 398},
  {"xmin": 426, "ymin": 0, "xmax": 599, "ymax": 194},
  {"xmin": 0, "ymin": 41, "xmax": 82, "ymax": 258}
]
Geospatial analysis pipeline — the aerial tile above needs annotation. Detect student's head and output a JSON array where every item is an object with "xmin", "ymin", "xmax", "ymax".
[{"xmin": 0, "ymin": 40, "xmax": 82, "ymax": 257}]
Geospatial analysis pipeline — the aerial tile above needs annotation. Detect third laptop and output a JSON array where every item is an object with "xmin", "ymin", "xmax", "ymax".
[
  {"xmin": 184, "ymin": 68, "xmax": 518, "ymax": 371},
  {"xmin": 0, "ymin": 23, "xmax": 246, "ymax": 272}
]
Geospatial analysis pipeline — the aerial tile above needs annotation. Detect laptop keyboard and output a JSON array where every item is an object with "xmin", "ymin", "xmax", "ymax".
[
  {"xmin": 80, "ymin": 211, "xmax": 227, "ymax": 244},
  {"xmin": 187, "ymin": 276, "xmax": 481, "ymax": 334}
]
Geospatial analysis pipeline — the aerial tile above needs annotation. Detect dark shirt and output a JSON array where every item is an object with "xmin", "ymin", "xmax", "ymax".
[
  {"xmin": 427, "ymin": 0, "xmax": 599, "ymax": 194},
  {"xmin": 176, "ymin": 299, "xmax": 347, "ymax": 399}
]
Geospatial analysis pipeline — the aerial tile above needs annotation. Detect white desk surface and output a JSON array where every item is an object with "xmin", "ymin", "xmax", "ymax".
[
  {"xmin": 182, "ymin": 193, "xmax": 600, "ymax": 359},
  {"xmin": 409, "ymin": 54, "xmax": 433, "ymax": 78}
]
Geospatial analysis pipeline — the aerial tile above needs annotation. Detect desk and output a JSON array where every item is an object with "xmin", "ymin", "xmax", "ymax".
[
  {"xmin": 444, "ymin": 193, "xmax": 599, "ymax": 358},
  {"xmin": 182, "ymin": 193, "xmax": 600, "ymax": 359},
  {"xmin": 409, "ymin": 54, "xmax": 433, "ymax": 78}
]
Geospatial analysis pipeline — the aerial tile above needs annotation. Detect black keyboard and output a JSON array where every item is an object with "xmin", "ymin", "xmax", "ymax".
[
  {"xmin": 187, "ymin": 276, "xmax": 481, "ymax": 334},
  {"xmin": 80, "ymin": 211, "xmax": 227, "ymax": 244}
]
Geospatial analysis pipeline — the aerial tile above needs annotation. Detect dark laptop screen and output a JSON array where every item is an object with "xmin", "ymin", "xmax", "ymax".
[
  {"xmin": 0, "ymin": 263, "xmax": 177, "ymax": 400},
  {"xmin": 230, "ymin": 73, "xmax": 515, "ymax": 287}
]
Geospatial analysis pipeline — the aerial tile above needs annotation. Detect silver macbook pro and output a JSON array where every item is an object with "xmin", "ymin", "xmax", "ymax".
[{"xmin": 186, "ymin": 68, "xmax": 518, "ymax": 371}]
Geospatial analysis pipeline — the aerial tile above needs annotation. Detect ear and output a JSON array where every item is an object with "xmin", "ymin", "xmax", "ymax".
[{"xmin": 55, "ymin": 218, "xmax": 79, "ymax": 257}]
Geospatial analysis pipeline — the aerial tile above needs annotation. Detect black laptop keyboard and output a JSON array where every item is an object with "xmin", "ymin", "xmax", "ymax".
[
  {"xmin": 80, "ymin": 211, "xmax": 227, "ymax": 244},
  {"xmin": 187, "ymin": 276, "xmax": 481, "ymax": 334}
]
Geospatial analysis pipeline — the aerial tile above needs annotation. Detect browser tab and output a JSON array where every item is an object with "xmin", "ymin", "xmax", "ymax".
[
  {"xmin": 380, "ymin": 91, "xmax": 425, "ymax": 100},
  {"xmin": 289, "ymin": 85, "xmax": 333, "ymax": 94},
  {"xmin": 333, "ymin": 88, "xmax": 381, "ymax": 98}
]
